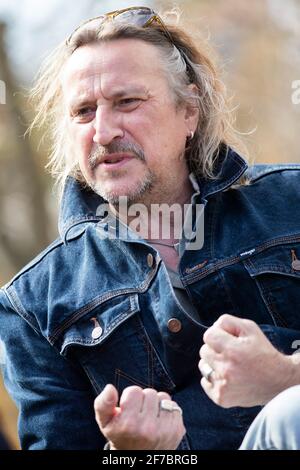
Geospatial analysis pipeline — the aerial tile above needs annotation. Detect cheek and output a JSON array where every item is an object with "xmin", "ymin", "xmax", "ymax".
[
  {"xmin": 71, "ymin": 124, "xmax": 94, "ymax": 156},
  {"xmin": 68, "ymin": 124, "xmax": 94, "ymax": 177},
  {"xmin": 125, "ymin": 112, "xmax": 159, "ymax": 146}
]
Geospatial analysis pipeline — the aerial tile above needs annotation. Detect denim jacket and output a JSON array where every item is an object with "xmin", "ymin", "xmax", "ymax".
[{"xmin": 1, "ymin": 148, "xmax": 300, "ymax": 449}]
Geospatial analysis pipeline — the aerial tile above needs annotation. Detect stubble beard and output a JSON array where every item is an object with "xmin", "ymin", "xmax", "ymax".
[
  {"xmin": 87, "ymin": 140, "xmax": 157, "ymax": 206},
  {"xmin": 90, "ymin": 168, "xmax": 156, "ymax": 206}
]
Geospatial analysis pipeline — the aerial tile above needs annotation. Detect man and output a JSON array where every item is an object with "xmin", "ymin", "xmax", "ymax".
[{"xmin": 0, "ymin": 6, "xmax": 300, "ymax": 450}]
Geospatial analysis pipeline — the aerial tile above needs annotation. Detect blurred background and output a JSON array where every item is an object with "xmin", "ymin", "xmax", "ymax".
[{"xmin": 0, "ymin": 0, "xmax": 299, "ymax": 449}]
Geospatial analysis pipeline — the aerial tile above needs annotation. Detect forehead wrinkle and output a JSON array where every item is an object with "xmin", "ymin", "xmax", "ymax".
[
  {"xmin": 101, "ymin": 84, "xmax": 148, "ymax": 100},
  {"xmin": 66, "ymin": 78, "xmax": 149, "ymax": 109},
  {"xmin": 64, "ymin": 74, "xmax": 99, "ymax": 109},
  {"xmin": 64, "ymin": 67, "xmax": 152, "ymax": 108},
  {"xmin": 61, "ymin": 39, "xmax": 167, "ymax": 107}
]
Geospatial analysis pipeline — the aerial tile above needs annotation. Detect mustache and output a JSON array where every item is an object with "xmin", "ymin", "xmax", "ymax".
[{"xmin": 89, "ymin": 140, "xmax": 145, "ymax": 170}]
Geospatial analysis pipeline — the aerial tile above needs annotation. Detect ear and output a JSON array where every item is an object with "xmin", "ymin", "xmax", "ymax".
[{"xmin": 184, "ymin": 83, "xmax": 199, "ymax": 134}]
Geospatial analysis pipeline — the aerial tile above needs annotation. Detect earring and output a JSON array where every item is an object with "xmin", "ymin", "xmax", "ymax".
[{"xmin": 188, "ymin": 130, "xmax": 194, "ymax": 140}]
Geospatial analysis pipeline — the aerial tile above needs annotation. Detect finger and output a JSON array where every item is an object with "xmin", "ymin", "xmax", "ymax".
[
  {"xmin": 119, "ymin": 386, "xmax": 144, "ymax": 416},
  {"xmin": 140, "ymin": 388, "xmax": 159, "ymax": 417},
  {"xmin": 94, "ymin": 384, "xmax": 119, "ymax": 429},
  {"xmin": 199, "ymin": 343, "xmax": 218, "ymax": 364},
  {"xmin": 157, "ymin": 392, "xmax": 173, "ymax": 419},
  {"xmin": 157, "ymin": 398, "xmax": 183, "ymax": 448},
  {"xmin": 198, "ymin": 358, "xmax": 217, "ymax": 382},
  {"xmin": 157, "ymin": 391, "xmax": 171, "ymax": 401},
  {"xmin": 203, "ymin": 326, "xmax": 234, "ymax": 353},
  {"xmin": 200, "ymin": 376, "xmax": 214, "ymax": 400},
  {"xmin": 158, "ymin": 400, "xmax": 183, "ymax": 419},
  {"xmin": 213, "ymin": 314, "xmax": 245, "ymax": 337}
]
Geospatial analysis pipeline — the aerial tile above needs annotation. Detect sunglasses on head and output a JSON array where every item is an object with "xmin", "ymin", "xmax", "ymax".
[{"xmin": 66, "ymin": 6, "xmax": 173, "ymax": 45}]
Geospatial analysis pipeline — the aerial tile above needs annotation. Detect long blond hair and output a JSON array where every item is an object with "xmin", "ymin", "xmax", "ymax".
[{"xmin": 29, "ymin": 10, "xmax": 247, "ymax": 194}]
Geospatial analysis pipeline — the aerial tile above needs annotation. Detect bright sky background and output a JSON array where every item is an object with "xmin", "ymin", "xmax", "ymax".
[
  {"xmin": 0, "ymin": 0, "xmax": 152, "ymax": 82},
  {"xmin": 0, "ymin": 0, "xmax": 299, "ymax": 83}
]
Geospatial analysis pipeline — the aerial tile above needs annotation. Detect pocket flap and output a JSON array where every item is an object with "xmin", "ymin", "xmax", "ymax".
[
  {"xmin": 56, "ymin": 294, "xmax": 139, "ymax": 355},
  {"xmin": 243, "ymin": 243, "xmax": 300, "ymax": 279}
]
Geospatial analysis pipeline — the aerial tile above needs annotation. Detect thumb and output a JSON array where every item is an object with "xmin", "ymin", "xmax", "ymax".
[{"xmin": 94, "ymin": 384, "xmax": 119, "ymax": 429}]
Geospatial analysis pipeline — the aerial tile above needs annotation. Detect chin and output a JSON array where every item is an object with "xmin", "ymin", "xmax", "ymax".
[
  {"xmin": 91, "ymin": 171, "xmax": 155, "ymax": 204},
  {"xmin": 92, "ymin": 184, "xmax": 135, "ymax": 203},
  {"xmin": 99, "ymin": 186, "xmax": 151, "ymax": 206}
]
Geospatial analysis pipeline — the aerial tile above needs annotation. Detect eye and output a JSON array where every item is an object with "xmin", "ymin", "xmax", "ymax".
[
  {"xmin": 72, "ymin": 106, "xmax": 96, "ymax": 122},
  {"xmin": 117, "ymin": 98, "xmax": 141, "ymax": 109},
  {"xmin": 77, "ymin": 106, "xmax": 96, "ymax": 116}
]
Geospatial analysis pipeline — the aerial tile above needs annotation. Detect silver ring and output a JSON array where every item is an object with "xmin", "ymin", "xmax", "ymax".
[
  {"xmin": 159, "ymin": 399, "xmax": 182, "ymax": 415},
  {"xmin": 201, "ymin": 363, "xmax": 214, "ymax": 381}
]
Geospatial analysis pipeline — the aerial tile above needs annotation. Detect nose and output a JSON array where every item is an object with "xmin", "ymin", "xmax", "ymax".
[{"xmin": 92, "ymin": 105, "xmax": 124, "ymax": 146}]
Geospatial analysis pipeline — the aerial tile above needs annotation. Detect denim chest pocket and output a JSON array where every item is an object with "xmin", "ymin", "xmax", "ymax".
[
  {"xmin": 56, "ymin": 293, "xmax": 175, "ymax": 396},
  {"xmin": 242, "ymin": 242, "xmax": 300, "ymax": 329}
]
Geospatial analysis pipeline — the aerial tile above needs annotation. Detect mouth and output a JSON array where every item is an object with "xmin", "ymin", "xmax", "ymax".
[{"xmin": 97, "ymin": 153, "xmax": 135, "ymax": 170}]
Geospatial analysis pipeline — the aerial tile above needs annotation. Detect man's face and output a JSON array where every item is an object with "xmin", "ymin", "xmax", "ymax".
[{"xmin": 62, "ymin": 38, "xmax": 196, "ymax": 205}]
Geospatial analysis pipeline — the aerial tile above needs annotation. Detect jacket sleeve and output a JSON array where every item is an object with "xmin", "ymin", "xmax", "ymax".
[{"xmin": 0, "ymin": 289, "xmax": 105, "ymax": 450}]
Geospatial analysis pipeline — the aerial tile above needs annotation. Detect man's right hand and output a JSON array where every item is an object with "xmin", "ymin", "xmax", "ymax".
[{"xmin": 94, "ymin": 384, "xmax": 186, "ymax": 450}]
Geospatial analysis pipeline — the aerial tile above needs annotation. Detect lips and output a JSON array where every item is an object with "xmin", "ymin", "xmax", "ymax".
[
  {"xmin": 103, "ymin": 157, "xmax": 123, "ymax": 164},
  {"xmin": 100, "ymin": 153, "xmax": 133, "ymax": 164},
  {"xmin": 96, "ymin": 153, "xmax": 134, "ymax": 170}
]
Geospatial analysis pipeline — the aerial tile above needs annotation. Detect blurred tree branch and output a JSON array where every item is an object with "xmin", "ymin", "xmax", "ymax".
[{"xmin": 0, "ymin": 22, "xmax": 52, "ymax": 279}]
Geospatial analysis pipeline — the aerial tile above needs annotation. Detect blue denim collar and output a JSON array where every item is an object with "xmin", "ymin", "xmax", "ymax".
[
  {"xmin": 196, "ymin": 145, "xmax": 248, "ymax": 199},
  {"xmin": 58, "ymin": 146, "xmax": 248, "ymax": 239}
]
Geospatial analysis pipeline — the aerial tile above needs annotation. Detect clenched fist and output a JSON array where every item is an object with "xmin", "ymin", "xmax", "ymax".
[
  {"xmin": 199, "ymin": 314, "xmax": 298, "ymax": 408},
  {"xmin": 94, "ymin": 384, "xmax": 186, "ymax": 450}
]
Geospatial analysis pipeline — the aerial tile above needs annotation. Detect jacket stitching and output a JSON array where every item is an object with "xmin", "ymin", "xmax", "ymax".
[
  {"xmin": 4, "ymin": 287, "xmax": 40, "ymax": 332},
  {"xmin": 115, "ymin": 369, "xmax": 150, "ymax": 389},
  {"xmin": 50, "ymin": 262, "xmax": 160, "ymax": 343},
  {"xmin": 183, "ymin": 234, "xmax": 300, "ymax": 284},
  {"xmin": 60, "ymin": 308, "xmax": 139, "ymax": 353}
]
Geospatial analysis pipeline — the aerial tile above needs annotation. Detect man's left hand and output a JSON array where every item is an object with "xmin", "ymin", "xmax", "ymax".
[{"xmin": 199, "ymin": 314, "xmax": 297, "ymax": 408}]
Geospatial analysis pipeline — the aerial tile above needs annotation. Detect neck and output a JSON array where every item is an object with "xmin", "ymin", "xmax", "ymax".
[{"xmin": 109, "ymin": 177, "xmax": 194, "ymax": 243}]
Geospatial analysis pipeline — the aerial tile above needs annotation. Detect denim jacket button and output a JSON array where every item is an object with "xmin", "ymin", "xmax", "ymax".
[
  {"xmin": 91, "ymin": 326, "xmax": 103, "ymax": 339},
  {"xmin": 147, "ymin": 253, "xmax": 154, "ymax": 268},
  {"xmin": 167, "ymin": 318, "xmax": 182, "ymax": 333}
]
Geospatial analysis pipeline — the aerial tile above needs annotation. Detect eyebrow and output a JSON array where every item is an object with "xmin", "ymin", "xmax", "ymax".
[
  {"xmin": 68, "ymin": 86, "xmax": 148, "ymax": 109},
  {"xmin": 107, "ymin": 86, "xmax": 147, "ymax": 99}
]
